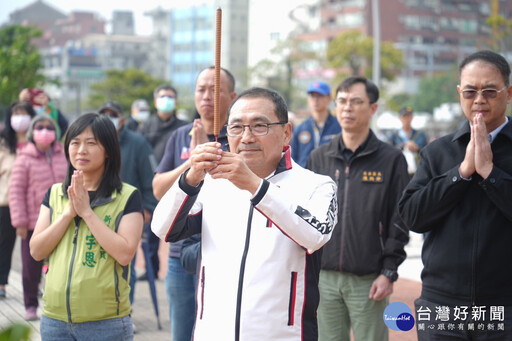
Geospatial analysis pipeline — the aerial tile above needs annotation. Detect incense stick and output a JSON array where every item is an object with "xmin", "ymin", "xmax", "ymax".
[{"xmin": 214, "ymin": 7, "xmax": 222, "ymax": 141}]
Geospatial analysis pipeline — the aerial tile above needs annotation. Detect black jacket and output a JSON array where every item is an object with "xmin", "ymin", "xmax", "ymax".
[
  {"xmin": 307, "ymin": 130, "xmax": 409, "ymax": 275},
  {"xmin": 137, "ymin": 114, "xmax": 187, "ymax": 162},
  {"xmin": 399, "ymin": 119, "xmax": 512, "ymax": 306}
]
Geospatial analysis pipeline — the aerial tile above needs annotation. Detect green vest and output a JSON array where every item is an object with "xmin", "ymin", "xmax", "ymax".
[{"xmin": 43, "ymin": 182, "xmax": 137, "ymax": 323}]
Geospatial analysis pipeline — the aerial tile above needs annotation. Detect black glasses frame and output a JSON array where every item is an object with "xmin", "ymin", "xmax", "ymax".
[{"xmin": 225, "ymin": 122, "xmax": 287, "ymax": 137}]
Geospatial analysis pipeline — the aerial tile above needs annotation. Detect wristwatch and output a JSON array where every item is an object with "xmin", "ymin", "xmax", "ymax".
[{"xmin": 381, "ymin": 269, "xmax": 398, "ymax": 282}]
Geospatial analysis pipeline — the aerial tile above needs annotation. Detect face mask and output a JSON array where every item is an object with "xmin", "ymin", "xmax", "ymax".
[
  {"xmin": 11, "ymin": 115, "xmax": 32, "ymax": 132},
  {"xmin": 108, "ymin": 116, "xmax": 121, "ymax": 131},
  {"xmin": 33, "ymin": 129, "xmax": 56, "ymax": 147},
  {"xmin": 137, "ymin": 110, "xmax": 150, "ymax": 122},
  {"xmin": 156, "ymin": 97, "xmax": 176, "ymax": 114},
  {"xmin": 34, "ymin": 106, "xmax": 46, "ymax": 115}
]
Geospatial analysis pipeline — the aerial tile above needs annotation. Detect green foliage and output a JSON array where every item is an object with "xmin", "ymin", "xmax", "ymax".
[
  {"xmin": 0, "ymin": 323, "xmax": 31, "ymax": 341},
  {"xmin": 87, "ymin": 68, "xmax": 165, "ymax": 115},
  {"xmin": 484, "ymin": 13, "xmax": 512, "ymax": 52},
  {"xmin": 0, "ymin": 25, "xmax": 46, "ymax": 108},
  {"xmin": 327, "ymin": 30, "xmax": 404, "ymax": 84},
  {"xmin": 409, "ymin": 72, "xmax": 459, "ymax": 113},
  {"xmin": 386, "ymin": 92, "xmax": 413, "ymax": 113}
]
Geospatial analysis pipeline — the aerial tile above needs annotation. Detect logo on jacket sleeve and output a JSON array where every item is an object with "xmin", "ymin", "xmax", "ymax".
[
  {"xmin": 362, "ymin": 171, "xmax": 383, "ymax": 183},
  {"xmin": 298, "ymin": 131, "xmax": 312, "ymax": 144}
]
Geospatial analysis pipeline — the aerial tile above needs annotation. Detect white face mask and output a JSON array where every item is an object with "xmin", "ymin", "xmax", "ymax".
[
  {"xmin": 11, "ymin": 114, "xmax": 32, "ymax": 132},
  {"xmin": 108, "ymin": 116, "xmax": 120, "ymax": 131},
  {"xmin": 156, "ymin": 97, "xmax": 176, "ymax": 114},
  {"xmin": 137, "ymin": 110, "xmax": 150, "ymax": 122},
  {"xmin": 34, "ymin": 106, "xmax": 46, "ymax": 115}
]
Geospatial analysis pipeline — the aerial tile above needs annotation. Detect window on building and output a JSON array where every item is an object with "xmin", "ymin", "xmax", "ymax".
[
  {"xmin": 270, "ymin": 32, "xmax": 280, "ymax": 41},
  {"xmin": 337, "ymin": 12, "xmax": 364, "ymax": 28},
  {"xmin": 459, "ymin": 19, "xmax": 477, "ymax": 34}
]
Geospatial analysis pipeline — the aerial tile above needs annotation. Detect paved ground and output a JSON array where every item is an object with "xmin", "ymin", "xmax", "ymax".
[{"xmin": 1, "ymin": 233, "xmax": 424, "ymax": 341}]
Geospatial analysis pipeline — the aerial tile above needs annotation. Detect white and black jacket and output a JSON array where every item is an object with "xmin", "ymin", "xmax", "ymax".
[{"xmin": 152, "ymin": 148, "xmax": 337, "ymax": 341}]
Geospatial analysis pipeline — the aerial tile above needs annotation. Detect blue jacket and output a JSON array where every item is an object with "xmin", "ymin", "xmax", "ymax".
[{"xmin": 290, "ymin": 114, "xmax": 341, "ymax": 167}]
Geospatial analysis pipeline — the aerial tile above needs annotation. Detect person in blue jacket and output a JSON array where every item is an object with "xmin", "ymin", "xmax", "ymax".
[{"xmin": 290, "ymin": 81, "xmax": 341, "ymax": 167}]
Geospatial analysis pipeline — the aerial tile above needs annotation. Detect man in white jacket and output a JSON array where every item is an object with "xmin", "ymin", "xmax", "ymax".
[{"xmin": 152, "ymin": 87, "xmax": 337, "ymax": 341}]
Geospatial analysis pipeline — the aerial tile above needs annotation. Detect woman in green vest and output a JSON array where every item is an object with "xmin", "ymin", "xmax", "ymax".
[{"xmin": 30, "ymin": 113, "xmax": 144, "ymax": 341}]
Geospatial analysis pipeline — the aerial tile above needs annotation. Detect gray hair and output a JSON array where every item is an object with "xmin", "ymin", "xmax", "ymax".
[{"xmin": 26, "ymin": 115, "xmax": 57, "ymax": 145}]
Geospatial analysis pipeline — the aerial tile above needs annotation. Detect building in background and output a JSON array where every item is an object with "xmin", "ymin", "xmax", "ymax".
[
  {"xmin": 145, "ymin": 0, "xmax": 249, "ymax": 97},
  {"xmin": 2, "ymin": 0, "xmax": 511, "ymax": 116},
  {"xmin": 3, "ymin": 1, "xmax": 154, "ymax": 116},
  {"xmin": 295, "ymin": 0, "xmax": 512, "ymax": 93},
  {"xmin": 112, "ymin": 10, "xmax": 135, "ymax": 36}
]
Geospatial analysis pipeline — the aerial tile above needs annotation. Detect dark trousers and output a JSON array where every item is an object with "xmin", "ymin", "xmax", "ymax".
[
  {"xmin": 0, "ymin": 206, "xmax": 16, "ymax": 285},
  {"xmin": 21, "ymin": 230, "xmax": 42, "ymax": 309},
  {"xmin": 415, "ymin": 297, "xmax": 512, "ymax": 340}
]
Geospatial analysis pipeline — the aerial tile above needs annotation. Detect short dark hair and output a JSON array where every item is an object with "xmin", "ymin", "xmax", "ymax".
[
  {"xmin": 459, "ymin": 50, "xmax": 511, "ymax": 87},
  {"xmin": 62, "ymin": 113, "xmax": 122, "ymax": 198},
  {"xmin": 153, "ymin": 84, "xmax": 178, "ymax": 99},
  {"xmin": 0, "ymin": 101, "xmax": 36, "ymax": 154},
  {"xmin": 198, "ymin": 66, "xmax": 236, "ymax": 92},
  {"xmin": 335, "ymin": 76, "xmax": 380, "ymax": 104},
  {"xmin": 228, "ymin": 87, "xmax": 288, "ymax": 123}
]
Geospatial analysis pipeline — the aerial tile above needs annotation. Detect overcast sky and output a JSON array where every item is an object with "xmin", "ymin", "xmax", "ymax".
[{"xmin": 0, "ymin": 0, "xmax": 213, "ymax": 36}]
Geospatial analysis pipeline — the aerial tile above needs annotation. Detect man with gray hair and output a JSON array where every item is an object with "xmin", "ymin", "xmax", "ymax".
[
  {"xmin": 137, "ymin": 85, "xmax": 187, "ymax": 281},
  {"xmin": 152, "ymin": 87, "xmax": 337, "ymax": 341},
  {"xmin": 125, "ymin": 99, "xmax": 151, "ymax": 131}
]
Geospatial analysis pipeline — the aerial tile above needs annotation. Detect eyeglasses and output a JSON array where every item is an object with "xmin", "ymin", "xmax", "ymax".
[
  {"xmin": 34, "ymin": 125, "xmax": 55, "ymax": 131},
  {"xmin": 461, "ymin": 87, "xmax": 507, "ymax": 100},
  {"xmin": 334, "ymin": 97, "xmax": 368, "ymax": 107},
  {"xmin": 226, "ymin": 122, "xmax": 287, "ymax": 137}
]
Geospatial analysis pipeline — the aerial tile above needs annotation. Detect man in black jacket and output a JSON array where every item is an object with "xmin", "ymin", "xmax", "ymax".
[
  {"xmin": 399, "ymin": 50, "xmax": 512, "ymax": 340},
  {"xmin": 137, "ymin": 84, "xmax": 188, "ymax": 280},
  {"xmin": 307, "ymin": 76, "xmax": 409, "ymax": 341}
]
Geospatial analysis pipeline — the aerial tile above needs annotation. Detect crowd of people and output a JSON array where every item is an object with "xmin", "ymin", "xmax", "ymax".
[{"xmin": 0, "ymin": 49, "xmax": 511, "ymax": 341}]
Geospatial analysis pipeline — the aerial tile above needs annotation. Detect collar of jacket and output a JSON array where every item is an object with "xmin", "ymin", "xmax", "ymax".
[
  {"xmin": 274, "ymin": 145, "xmax": 293, "ymax": 176},
  {"xmin": 325, "ymin": 129, "xmax": 380, "ymax": 161},
  {"xmin": 452, "ymin": 116, "xmax": 512, "ymax": 143}
]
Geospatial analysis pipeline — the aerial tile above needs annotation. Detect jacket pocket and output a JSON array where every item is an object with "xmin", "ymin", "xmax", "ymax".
[
  {"xmin": 288, "ymin": 271, "xmax": 297, "ymax": 326},
  {"xmin": 199, "ymin": 266, "xmax": 205, "ymax": 320}
]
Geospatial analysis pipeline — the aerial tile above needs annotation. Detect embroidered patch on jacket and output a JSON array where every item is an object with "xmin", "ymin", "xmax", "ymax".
[
  {"xmin": 298, "ymin": 131, "xmax": 312, "ymax": 144},
  {"xmin": 362, "ymin": 171, "xmax": 383, "ymax": 183},
  {"xmin": 181, "ymin": 146, "xmax": 191, "ymax": 160}
]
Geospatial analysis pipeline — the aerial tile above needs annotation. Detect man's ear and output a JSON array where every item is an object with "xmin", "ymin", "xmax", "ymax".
[
  {"xmin": 283, "ymin": 122, "xmax": 293, "ymax": 146},
  {"xmin": 370, "ymin": 102, "xmax": 379, "ymax": 117}
]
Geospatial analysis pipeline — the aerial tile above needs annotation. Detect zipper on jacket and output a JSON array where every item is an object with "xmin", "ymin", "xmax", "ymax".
[
  {"xmin": 288, "ymin": 272, "xmax": 298, "ymax": 326},
  {"xmin": 471, "ymin": 198, "xmax": 480, "ymax": 306},
  {"xmin": 339, "ymin": 166, "xmax": 350, "ymax": 272},
  {"xmin": 114, "ymin": 267, "xmax": 120, "ymax": 315},
  {"xmin": 234, "ymin": 203, "xmax": 254, "ymax": 341},
  {"xmin": 66, "ymin": 221, "xmax": 81, "ymax": 322}
]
